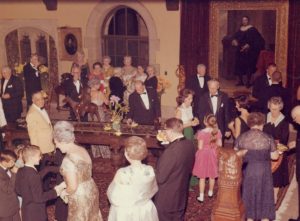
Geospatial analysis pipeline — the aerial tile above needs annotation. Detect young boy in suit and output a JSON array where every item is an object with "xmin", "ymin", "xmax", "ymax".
[
  {"xmin": 15, "ymin": 145, "xmax": 65, "ymax": 221},
  {"xmin": 0, "ymin": 149, "xmax": 20, "ymax": 221}
]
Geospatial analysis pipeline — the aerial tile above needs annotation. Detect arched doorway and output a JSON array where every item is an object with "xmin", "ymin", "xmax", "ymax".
[
  {"xmin": 102, "ymin": 6, "xmax": 149, "ymax": 67},
  {"xmin": 4, "ymin": 27, "xmax": 58, "ymax": 92}
]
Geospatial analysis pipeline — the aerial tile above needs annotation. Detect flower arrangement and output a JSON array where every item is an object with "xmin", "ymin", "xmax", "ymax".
[
  {"xmin": 108, "ymin": 95, "xmax": 129, "ymax": 122},
  {"xmin": 38, "ymin": 64, "xmax": 48, "ymax": 74},
  {"xmin": 157, "ymin": 75, "xmax": 171, "ymax": 97},
  {"xmin": 14, "ymin": 63, "xmax": 25, "ymax": 74}
]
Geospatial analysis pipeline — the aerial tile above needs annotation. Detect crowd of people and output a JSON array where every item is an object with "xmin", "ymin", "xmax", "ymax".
[{"xmin": 0, "ymin": 50, "xmax": 299, "ymax": 221}]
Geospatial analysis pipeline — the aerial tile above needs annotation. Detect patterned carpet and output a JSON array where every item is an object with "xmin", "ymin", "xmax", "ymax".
[
  {"xmin": 47, "ymin": 152, "xmax": 216, "ymax": 221},
  {"xmin": 47, "ymin": 151, "xmax": 295, "ymax": 221}
]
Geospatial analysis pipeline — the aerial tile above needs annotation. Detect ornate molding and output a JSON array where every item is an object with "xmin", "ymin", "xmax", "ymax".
[{"xmin": 209, "ymin": 0, "xmax": 289, "ymax": 85}]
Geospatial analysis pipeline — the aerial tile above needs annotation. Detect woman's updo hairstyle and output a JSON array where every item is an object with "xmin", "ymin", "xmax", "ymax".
[
  {"xmin": 234, "ymin": 94, "xmax": 251, "ymax": 111},
  {"xmin": 176, "ymin": 88, "xmax": 195, "ymax": 106},
  {"xmin": 125, "ymin": 136, "xmax": 148, "ymax": 161},
  {"xmin": 53, "ymin": 121, "xmax": 75, "ymax": 143}
]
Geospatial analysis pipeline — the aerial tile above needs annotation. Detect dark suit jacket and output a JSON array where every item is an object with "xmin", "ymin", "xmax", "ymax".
[
  {"xmin": 154, "ymin": 138, "xmax": 195, "ymax": 212},
  {"xmin": 109, "ymin": 76, "xmax": 126, "ymax": 103},
  {"xmin": 144, "ymin": 76, "xmax": 158, "ymax": 90},
  {"xmin": 185, "ymin": 74, "xmax": 211, "ymax": 114},
  {"xmin": 261, "ymin": 84, "xmax": 290, "ymax": 114},
  {"xmin": 127, "ymin": 88, "xmax": 161, "ymax": 125},
  {"xmin": 196, "ymin": 91, "xmax": 230, "ymax": 136},
  {"xmin": 0, "ymin": 167, "xmax": 19, "ymax": 218},
  {"xmin": 15, "ymin": 166, "xmax": 57, "ymax": 221},
  {"xmin": 0, "ymin": 75, "xmax": 24, "ymax": 122},
  {"xmin": 23, "ymin": 63, "xmax": 42, "ymax": 103},
  {"xmin": 65, "ymin": 79, "xmax": 83, "ymax": 102},
  {"xmin": 252, "ymin": 73, "xmax": 271, "ymax": 100}
]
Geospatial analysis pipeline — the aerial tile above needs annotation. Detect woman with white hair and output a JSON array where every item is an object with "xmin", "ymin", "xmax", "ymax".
[
  {"xmin": 53, "ymin": 121, "xmax": 103, "ymax": 221},
  {"xmin": 263, "ymin": 96, "xmax": 290, "ymax": 203},
  {"xmin": 107, "ymin": 136, "xmax": 158, "ymax": 221}
]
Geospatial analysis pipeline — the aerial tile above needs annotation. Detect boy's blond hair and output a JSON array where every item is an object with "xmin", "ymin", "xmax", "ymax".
[{"xmin": 22, "ymin": 145, "xmax": 41, "ymax": 163}]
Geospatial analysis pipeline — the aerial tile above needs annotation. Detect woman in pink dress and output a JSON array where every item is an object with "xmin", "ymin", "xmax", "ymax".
[{"xmin": 192, "ymin": 114, "xmax": 222, "ymax": 202}]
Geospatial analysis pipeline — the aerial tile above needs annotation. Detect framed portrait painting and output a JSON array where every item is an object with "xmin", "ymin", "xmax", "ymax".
[{"xmin": 58, "ymin": 27, "xmax": 82, "ymax": 61}]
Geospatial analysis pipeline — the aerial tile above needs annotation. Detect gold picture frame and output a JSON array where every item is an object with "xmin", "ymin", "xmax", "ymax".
[
  {"xmin": 208, "ymin": 0, "xmax": 289, "ymax": 88},
  {"xmin": 58, "ymin": 27, "xmax": 82, "ymax": 61}
]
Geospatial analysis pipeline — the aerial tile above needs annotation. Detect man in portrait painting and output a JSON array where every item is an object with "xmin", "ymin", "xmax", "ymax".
[
  {"xmin": 64, "ymin": 34, "xmax": 77, "ymax": 55},
  {"xmin": 232, "ymin": 16, "xmax": 265, "ymax": 87}
]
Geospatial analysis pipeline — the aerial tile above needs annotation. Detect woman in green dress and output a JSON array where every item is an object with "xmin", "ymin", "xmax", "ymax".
[{"xmin": 175, "ymin": 89, "xmax": 199, "ymax": 140}]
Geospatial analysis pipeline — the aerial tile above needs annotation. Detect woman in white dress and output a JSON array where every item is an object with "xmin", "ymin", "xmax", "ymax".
[
  {"xmin": 107, "ymin": 136, "xmax": 159, "ymax": 221},
  {"xmin": 175, "ymin": 89, "xmax": 199, "ymax": 140}
]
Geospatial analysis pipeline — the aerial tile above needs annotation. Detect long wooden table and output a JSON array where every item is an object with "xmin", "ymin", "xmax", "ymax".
[{"xmin": 3, "ymin": 120, "xmax": 162, "ymax": 167}]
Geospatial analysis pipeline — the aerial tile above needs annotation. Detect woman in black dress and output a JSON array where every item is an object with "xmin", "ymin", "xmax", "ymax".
[
  {"xmin": 228, "ymin": 95, "xmax": 250, "ymax": 139},
  {"xmin": 263, "ymin": 97, "xmax": 289, "ymax": 203},
  {"xmin": 144, "ymin": 65, "xmax": 158, "ymax": 90},
  {"xmin": 235, "ymin": 112, "xmax": 279, "ymax": 221}
]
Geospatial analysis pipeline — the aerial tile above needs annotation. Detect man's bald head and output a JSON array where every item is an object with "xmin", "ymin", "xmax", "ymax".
[{"xmin": 292, "ymin": 105, "xmax": 300, "ymax": 124}]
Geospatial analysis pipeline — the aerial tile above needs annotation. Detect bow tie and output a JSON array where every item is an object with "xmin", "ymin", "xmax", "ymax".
[
  {"xmin": 140, "ymin": 92, "xmax": 147, "ymax": 95},
  {"xmin": 40, "ymin": 107, "xmax": 45, "ymax": 110},
  {"xmin": 210, "ymin": 94, "xmax": 218, "ymax": 98},
  {"xmin": 198, "ymin": 76, "xmax": 204, "ymax": 78}
]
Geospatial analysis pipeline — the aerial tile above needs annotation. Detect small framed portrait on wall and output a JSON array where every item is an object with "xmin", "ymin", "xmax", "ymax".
[{"xmin": 58, "ymin": 27, "xmax": 82, "ymax": 61}]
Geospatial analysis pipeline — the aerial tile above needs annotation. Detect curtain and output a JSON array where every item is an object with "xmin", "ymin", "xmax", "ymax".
[
  {"xmin": 179, "ymin": 0, "xmax": 210, "ymax": 78},
  {"xmin": 287, "ymin": 0, "xmax": 300, "ymax": 105},
  {"xmin": 5, "ymin": 30, "xmax": 20, "ymax": 69}
]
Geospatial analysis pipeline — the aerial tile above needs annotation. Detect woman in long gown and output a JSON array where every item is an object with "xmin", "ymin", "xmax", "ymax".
[
  {"xmin": 263, "ymin": 97, "xmax": 290, "ymax": 203},
  {"xmin": 121, "ymin": 56, "xmax": 137, "ymax": 104},
  {"xmin": 235, "ymin": 112, "xmax": 279, "ymax": 221},
  {"xmin": 53, "ymin": 121, "xmax": 103, "ymax": 221},
  {"xmin": 144, "ymin": 65, "xmax": 158, "ymax": 90},
  {"xmin": 107, "ymin": 136, "xmax": 159, "ymax": 221}
]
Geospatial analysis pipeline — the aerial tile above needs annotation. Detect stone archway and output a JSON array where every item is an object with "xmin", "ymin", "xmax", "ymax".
[
  {"xmin": 86, "ymin": 1, "xmax": 159, "ymax": 66},
  {"xmin": 0, "ymin": 19, "xmax": 58, "ymax": 68}
]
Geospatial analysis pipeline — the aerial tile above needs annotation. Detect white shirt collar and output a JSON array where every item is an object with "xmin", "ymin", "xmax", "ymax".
[
  {"xmin": 30, "ymin": 63, "xmax": 38, "ymax": 70},
  {"xmin": 140, "ymin": 89, "xmax": 147, "ymax": 95},
  {"xmin": 32, "ymin": 104, "xmax": 51, "ymax": 124},
  {"xmin": 0, "ymin": 164, "xmax": 7, "ymax": 171},
  {"xmin": 33, "ymin": 103, "xmax": 43, "ymax": 111},
  {"xmin": 25, "ymin": 164, "xmax": 37, "ymax": 171},
  {"xmin": 267, "ymin": 112, "xmax": 285, "ymax": 127}
]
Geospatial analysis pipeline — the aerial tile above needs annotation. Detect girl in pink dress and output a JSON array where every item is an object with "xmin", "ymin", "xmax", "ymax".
[{"xmin": 192, "ymin": 114, "xmax": 222, "ymax": 202}]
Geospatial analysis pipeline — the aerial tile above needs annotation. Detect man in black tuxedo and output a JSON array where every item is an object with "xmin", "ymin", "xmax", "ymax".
[
  {"xmin": 252, "ymin": 63, "xmax": 277, "ymax": 111},
  {"xmin": 154, "ymin": 118, "xmax": 195, "ymax": 221},
  {"xmin": 127, "ymin": 80, "xmax": 161, "ymax": 125},
  {"xmin": 289, "ymin": 106, "xmax": 300, "ymax": 221},
  {"xmin": 23, "ymin": 54, "xmax": 42, "ymax": 109},
  {"xmin": 261, "ymin": 71, "xmax": 290, "ymax": 114},
  {"xmin": 0, "ymin": 66, "xmax": 24, "ymax": 123},
  {"xmin": 185, "ymin": 64, "xmax": 211, "ymax": 114},
  {"xmin": 196, "ymin": 79, "xmax": 231, "ymax": 138},
  {"xmin": 65, "ymin": 64, "xmax": 87, "ymax": 121}
]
